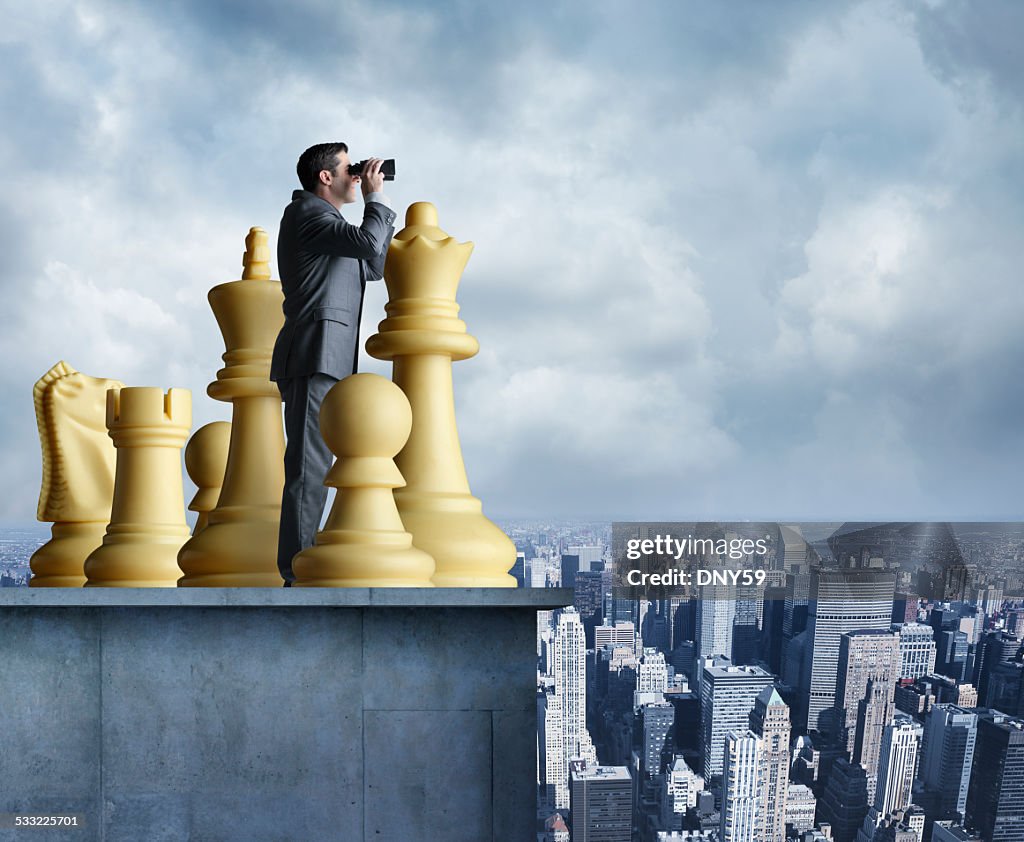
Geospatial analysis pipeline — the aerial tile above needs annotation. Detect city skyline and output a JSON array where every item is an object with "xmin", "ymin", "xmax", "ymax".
[{"xmin": 531, "ymin": 520, "xmax": 1024, "ymax": 841}]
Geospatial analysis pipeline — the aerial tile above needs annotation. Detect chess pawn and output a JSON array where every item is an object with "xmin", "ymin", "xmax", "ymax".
[
  {"xmin": 365, "ymin": 202, "xmax": 516, "ymax": 587},
  {"xmin": 29, "ymin": 361, "xmax": 124, "ymax": 587},
  {"xmin": 177, "ymin": 227, "xmax": 285, "ymax": 586},
  {"xmin": 84, "ymin": 387, "xmax": 192, "ymax": 587},
  {"xmin": 292, "ymin": 373, "xmax": 435, "ymax": 587},
  {"xmin": 184, "ymin": 421, "xmax": 231, "ymax": 535}
]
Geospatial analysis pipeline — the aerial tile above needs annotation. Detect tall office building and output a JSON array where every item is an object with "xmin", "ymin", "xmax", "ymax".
[
  {"xmin": 635, "ymin": 648, "xmax": 669, "ymax": 708},
  {"xmin": 595, "ymin": 622, "xmax": 636, "ymax": 651},
  {"xmin": 539, "ymin": 690, "xmax": 567, "ymax": 809},
  {"xmin": 987, "ymin": 660, "xmax": 1024, "ymax": 716},
  {"xmin": 720, "ymin": 730, "xmax": 763, "ymax": 842},
  {"xmin": 569, "ymin": 764, "xmax": 632, "ymax": 842},
  {"xmin": 919, "ymin": 704, "xmax": 977, "ymax": 824},
  {"xmin": 550, "ymin": 608, "xmax": 596, "ymax": 808},
  {"xmin": 801, "ymin": 570, "xmax": 896, "ymax": 733},
  {"xmin": 573, "ymin": 570, "xmax": 604, "ymax": 624},
  {"xmin": 667, "ymin": 595, "xmax": 691, "ymax": 652},
  {"xmin": 966, "ymin": 711, "xmax": 1024, "ymax": 842},
  {"xmin": 560, "ymin": 554, "xmax": 580, "ymax": 588},
  {"xmin": 778, "ymin": 524, "xmax": 811, "ymax": 575},
  {"xmin": 553, "ymin": 608, "xmax": 587, "ymax": 751},
  {"xmin": 701, "ymin": 664, "xmax": 774, "ymax": 780},
  {"xmin": 780, "ymin": 527, "xmax": 813, "ymax": 666},
  {"xmin": 875, "ymin": 715, "xmax": 922, "ymax": 817},
  {"xmin": 697, "ymin": 579, "xmax": 736, "ymax": 659},
  {"xmin": 835, "ymin": 629, "xmax": 900, "ymax": 803},
  {"xmin": 749, "ymin": 686, "xmax": 791, "ymax": 842},
  {"xmin": 818, "ymin": 757, "xmax": 870, "ymax": 842},
  {"xmin": 896, "ymin": 622, "xmax": 938, "ymax": 681},
  {"xmin": 659, "ymin": 758, "xmax": 704, "ymax": 831},
  {"xmin": 640, "ymin": 702, "xmax": 675, "ymax": 777},
  {"xmin": 936, "ymin": 629, "xmax": 970, "ymax": 683},
  {"xmin": 976, "ymin": 584, "xmax": 1005, "ymax": 618},
  {"xmin": 975, "ymin": 631, "xmax": 1021, "ymax": 706},
  {"xmin": 761, "ymin": 586, "xmax": 787, "ymax": 675},
  {"xmin": 784, "ymin": 570, "xmax": 811, "ymax": 640},
  {"xmin": 732, "ymin": 581, "xmax": 761, "ymax": 665},
  {"xmin": 786, "ymin": 783, "xmax": 818, "ymax": 833}
]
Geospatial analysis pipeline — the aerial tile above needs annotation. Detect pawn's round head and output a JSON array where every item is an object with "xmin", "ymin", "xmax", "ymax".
[
  {"xmin": 184, "ymin": 421, "xmax": 231, "ymax": 487},
  {"xmin": 319, "ymin": 373, "xmax": 412, "ymax": 458}
]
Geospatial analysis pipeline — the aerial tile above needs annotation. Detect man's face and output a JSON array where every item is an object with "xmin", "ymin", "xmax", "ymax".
[{"xmin": 322, "ymin": 151, "xmax": 359, "ymax": 205}]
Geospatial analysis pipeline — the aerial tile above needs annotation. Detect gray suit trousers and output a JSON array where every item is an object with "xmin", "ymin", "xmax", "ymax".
[{"xmin": 277, "ymin": 373, "xmax": 338, "ymax": 585}]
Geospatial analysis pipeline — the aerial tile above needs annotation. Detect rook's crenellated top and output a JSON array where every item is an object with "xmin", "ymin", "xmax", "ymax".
[{"xmin": 106, "ymin": 387, "xmax": 192, "ymax": 431}]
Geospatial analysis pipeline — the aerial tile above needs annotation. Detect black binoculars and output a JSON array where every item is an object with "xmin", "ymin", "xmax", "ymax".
[{"xmin": 348, "ymin": 159, "xmax": 396, "ymax": 181}]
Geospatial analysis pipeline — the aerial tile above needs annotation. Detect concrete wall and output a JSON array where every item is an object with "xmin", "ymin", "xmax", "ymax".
[{"xmin": 0, "ymin": 588, "xmax": 571, "ymax": 842}]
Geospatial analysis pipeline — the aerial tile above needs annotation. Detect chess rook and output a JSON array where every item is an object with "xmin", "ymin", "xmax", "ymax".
[
  {"xmin": 177, "ymin": 227, "xmax": 285, "ymax": 586},
  {"xmin": 184, "ymin": 420, "xmax": 231, "ymax": 535},
  {"xmin": 30, "ymin": 361, "xmax": 124, "ymax": 587},
  {"xmin": 84, "ymin": 387, "xmax": 192, "ymax": 587},
  {"xmin": 292, "ymin": 373, "xmax": 435, "ymax": 587},
  {"xmin": 365, "ymin": 202, "xmax": 516, "ymax": 587}
]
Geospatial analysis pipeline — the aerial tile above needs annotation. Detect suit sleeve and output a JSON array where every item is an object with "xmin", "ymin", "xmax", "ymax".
[
  {"xmin": 299, "ymin": 202, "xmax": 395, "ymax": 260},
  {"xmin": 365, "ymin": 226, "xmax": 394, "ymax": 281}
]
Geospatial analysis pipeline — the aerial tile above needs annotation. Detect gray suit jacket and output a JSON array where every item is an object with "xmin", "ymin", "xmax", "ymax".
[{"xmin": 270, "ymin": 190, "xmax": 397, "ymax": 381}]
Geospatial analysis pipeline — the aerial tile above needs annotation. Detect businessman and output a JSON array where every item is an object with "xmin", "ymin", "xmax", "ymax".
[{"xmin": 270, "ymin": 142, "xmax": 396, "ymax": 585}]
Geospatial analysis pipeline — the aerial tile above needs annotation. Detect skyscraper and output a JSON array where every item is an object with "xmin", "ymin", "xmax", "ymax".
[
  {"xmin": 919, "ymin": 704, "xmax": 977, "ymax": 824},
  {"xmin": 640, "ymin": 702, "xmax": 675, "ymax": 777},
  {"xmin": 732, "ymin": 581, "xmax": 761, "ymax": 665},
  {"xmin": 539, "ymin": 690, "xmax": 567, "ymax": 809},
  {"xmin": 573, "ymin": 570, "xmax": 604, "ymax": 624},
  {"xmin": 896, "ymin": 622, "xmax": 938, "ymax": 681},
  {"xmin": 659, "ymin": 758, "xmax": 704, "ymax": 832},
  {"xmin": 936, "ymin": 630, "xmax": 970, "ymax": 683},
  {"xmin": 875, "ymin": 715, "xmax": 922, "ymax": 817},
  {"xmin": 701, "ymin": 664, "xmax": 774, "ymax": 780},
  {"xmin": 750, "ymin": 686, "xmax": 791, "ymax": 842},
  {"xmin": 818, "ymin": 757, "xmax": 870, "ymax": 842},
  {"xmin": 720, "ymin": 730, "xmax": 763, "ymax": 842},
  {"xmin": 975, "ymin": 631, "xmax": 1021, "ymax": 706},
  {"xmin": 801, "ymin": 569, "xmax": 896, "ymax": 733},
  {"xmin": 834, "ymin": 629, "xmax": 900, "ymax": 802},
  {"xmin": 553, "ymin": 607, "xmax": 587, "ymax": 755},
  {"xmin": 697, "ymin": 579, "xmax": 736, "ymax": 659},
  {"xmin": 569, "ymin": 763, "xmax": 632, "ymax": 842},
  {"xmin": 549, "ymin": 607, "xmax": 596, "ymax": 809},
  {"xmin": 560, "ymin": 554, "xmax": 580, "ymax": 588},
  {"xmin": 635, "ymin": 647, "xmax": 669, "ymax": 708},
  {"xmin": 966, "ymin": 711, "xmax": 1024, "ymax": 842}
]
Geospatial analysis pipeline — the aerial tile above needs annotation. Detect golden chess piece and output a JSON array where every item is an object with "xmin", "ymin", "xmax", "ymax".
[
  {"xmin": 30, "ymin": 361, "xmax": 124, "ymax": 587},
  {"xmin": 177, "ymin": 227, "xmax": 285, "ymax": 586},
  {"xmin": 292, "ymin": 373, "xmax": 435, "ymax": 587},
  {"xmin": 365, "ymin": 202, "xmax": 516, "ymax": 587},
  {"xmin": 184, "ymin": 421, "xmax": 231, "ymax": 535},
  {"xmin": 84, "ymin": 387, "xmax": 192, "ymax": 587}
]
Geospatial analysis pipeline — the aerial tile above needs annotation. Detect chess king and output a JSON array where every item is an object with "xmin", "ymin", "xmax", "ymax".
[{"xmin": 270, "ymin": 144, "xmax": 396, "ymax": 587}]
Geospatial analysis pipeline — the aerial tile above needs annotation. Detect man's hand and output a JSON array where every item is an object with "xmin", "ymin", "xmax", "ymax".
[{"xmin": 359, "ymin": 157, "xmax": 385, "ymax": 197}]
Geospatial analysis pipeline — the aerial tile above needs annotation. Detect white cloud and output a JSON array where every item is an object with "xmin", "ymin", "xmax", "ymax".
[{"xmin": 2, "ymin": 0, "xmax": 1023, "ymax": 524}]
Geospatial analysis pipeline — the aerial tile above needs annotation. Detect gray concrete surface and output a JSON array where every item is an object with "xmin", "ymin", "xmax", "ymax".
[{"xmin": 0, "ymin": 588, "xmax": 571, "ymax": 842}]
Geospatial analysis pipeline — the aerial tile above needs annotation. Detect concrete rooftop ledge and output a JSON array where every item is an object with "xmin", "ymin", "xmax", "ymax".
[{"xmin": 0, "ymin": 585, "xmax": 574, "ymax": 609}]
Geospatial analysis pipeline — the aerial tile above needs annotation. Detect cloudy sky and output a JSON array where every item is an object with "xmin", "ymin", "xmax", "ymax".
[{"xmin": 2, "ymin": 0, "xmax": 1022, "ymax": 525}]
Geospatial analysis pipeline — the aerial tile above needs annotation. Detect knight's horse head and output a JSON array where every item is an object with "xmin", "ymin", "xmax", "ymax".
[{"xmin": 34, "ymin": 361, "xmax": 124, "ymax": 522}]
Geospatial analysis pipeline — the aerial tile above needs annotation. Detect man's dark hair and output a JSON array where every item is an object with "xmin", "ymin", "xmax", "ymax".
[{"xmin": 296, "ymin": 142, "xmax": 349, "ymax": 192}]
